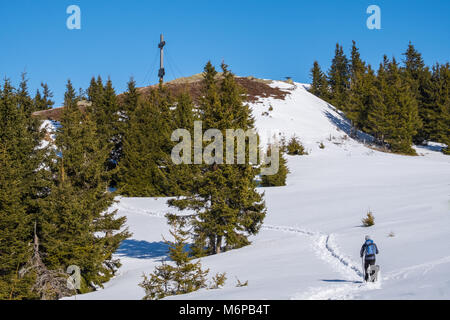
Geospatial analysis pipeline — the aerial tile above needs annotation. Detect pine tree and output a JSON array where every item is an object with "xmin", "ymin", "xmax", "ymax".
[
  {"xmin": 328, "ymin": 43, "xmax": 350, "ymax": 110},
  {"xmin": 309, "ymin": 61, "xmax": 328, "ymax": 98},
  {"xmin": 384, "ymin": 59, "xmax": 421, "ymax": 154},
  {"xmin": 140, "ymin": 217, "xmax": 209, "ymax": 300},
  {"xmin": 261, "ymin": 144, "xmax": 289, "ymax": 187},
  {"xmin": 38, "ymin": 80, "xmax": 130, "ymax": 294},
  {"xmin": 286, "ymin": 136, "xmax": 307, "ymax": 155},
  {"xmin": 113, "ymin": 78, "xmax": 140, "ymax": 186},
  {"xmin": 0, "ymin": 144, "xmax": 36, "ymax": 299},
  {"xmin": 169, "ymin": 62, "xmax": 266, "ymax": 256},
  {"xmin": 34, "ymin": 83, "xmax": 54, "ymax": 111},
  {"xmin": 88, "ymin": 77, "xmax": 121, "ymax": 170},
  {"xmin": 346, "ymin": 41, "xmax": 369, "ymax": 132},
  {"xmin": 169, "ymin": 92, "xmax": 199, "ymax": 194},
  {"xmin": 0, "ymin": 77, "xmax": 50, "ymax": 299},
  {"xmin": 429, "ymin": 63, "xmax": 450, "ymax": 153},
  {"xmin": 365, "ymin": 64, "xmax": 389, "ymax": 145},
  {"xmin": 118, "ymin": 87, "xmax": 174, "ymax": 196},
  {"xmin": 402, "ymin": 42, "xmax": 432, "ymax": 144},
  {"xmin": 120, "ymin": 78, "xmax": 140, "ymax": 122}
]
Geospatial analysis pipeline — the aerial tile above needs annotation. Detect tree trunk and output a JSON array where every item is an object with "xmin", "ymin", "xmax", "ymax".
[
  {"xmin": 209, "ymin": 235, "xmax": 216, "ymax": 255},
  {"xmin": 215, "ymin": 236, "xmax": 222, "ymax": 254}
]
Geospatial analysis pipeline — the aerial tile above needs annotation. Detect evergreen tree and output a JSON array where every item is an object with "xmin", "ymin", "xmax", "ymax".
[
  {"xmin": 365, "ymin": 63, "xmax": 389, "ymax": 145},
  {"xmin": 429, "ymin": 63, "xmax": 450, "ymax": 153},
  {"xmin": 34, "ymin": 83, "xmax": 54, "ymax": 111},
  {"xmin": 120, "ymin": 78, "xmax": 139, "ymax": 122},
  {"xmin": 346, "ymin": 41, "xmax": 369, "ymax": 132},
  {"xmin": 87, "ymin": 77, "xmax": 121, "ymax": 172},
  {"xmin": 384, "ymin": 59, "xmax": 421, "ymax": 154},
  {"xmin": 113, "ymin": 78, "xmax": 140, "ymax": 186},
  {"xmin": 118, "ymin": 87, "xmax": 174, "ymax": 196},
  {"xmin": 286, "ymin": 136, "xmax": 307, "ymax": 155},
  {"xmin": 0, "ymin": 144, "xmax": 36, "ymax": 299},
  {"xmin": 309, "ymin": 61, "xmax": 328, "ymax": 98},
  {"xmin": 140, "ymin": 216, "xmax": 209, "ymax": 300},
  {"xmin": 261, "ymin": 144, "xmax": 289, "ymax": 187},
  {"xmin": 169, "ymin": 62, "xmax": 266, "ymax": 256},
  {"xmin": 402, "ymin": 42, "xmax": 433, "ymax": 143},
  {"xmin": 328, "ymin": 43, "xmax": 350, "ymax": 110},
  {"xmin": 39, "ymin": 80, "xmax": 129, "ymax": 294},
  {"xmin": 0, "ymin": 77, "xmax": 50, "ymax": 299},
  {"xmin": 169, "ymin": 92, "xmax": 199, "ymax": 194}
]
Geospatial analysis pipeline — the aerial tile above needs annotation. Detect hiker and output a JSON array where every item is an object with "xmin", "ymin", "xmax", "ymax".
[{"xmin": 360, "ymin": 235, "xmax": 379, "ymax": 281}]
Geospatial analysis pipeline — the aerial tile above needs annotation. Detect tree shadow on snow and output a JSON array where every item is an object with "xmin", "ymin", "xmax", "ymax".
[
  {"xmin": 323, "ymin": 109, "xmax": 374, "ymax": 144},
  {"xmin": 321, "ymin": 279, "xmax": 363, "ymax": 284},
  {"xmin": 415, "ymin": 144, "xmax": 445, "ymax": 153},
  {"xmin": 116, "ymin": 240, "xmax": 169, "ymax": 259}
]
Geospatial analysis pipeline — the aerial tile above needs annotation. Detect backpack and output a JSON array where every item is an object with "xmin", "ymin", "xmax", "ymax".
[{"xmin": 365, "ymin": 240, "xmax": 375, "ymax": 255}]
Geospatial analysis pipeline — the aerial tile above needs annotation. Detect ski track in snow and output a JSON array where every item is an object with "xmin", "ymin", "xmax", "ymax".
[
  {"xmin": 384, "ymin": 256, "xmax": 450, "ymax": 281},
  {"xmin": 117, "ymin": 201, "xmax": 450, "ymax": 300},
  {"xmin": 117, "ymin": 203, "xmax": 167, "ymax": 218},
  {"xmin": 262, "ymin": 224, "xmax": 375, "ymax": 299},
  {"xmin": 117, "ymin": 202, "xmax": 374, "ymax": 300}
]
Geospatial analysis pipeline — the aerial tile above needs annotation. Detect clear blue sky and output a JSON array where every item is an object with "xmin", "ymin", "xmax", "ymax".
[{"xmin": 1, "ymin": 0, "xmax": 449, "ymax": 106}]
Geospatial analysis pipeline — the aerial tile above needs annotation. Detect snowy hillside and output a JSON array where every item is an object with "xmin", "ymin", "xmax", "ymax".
[{"xmin": 70, "ymin": 81, "xmax": 450, "ymax": 300}]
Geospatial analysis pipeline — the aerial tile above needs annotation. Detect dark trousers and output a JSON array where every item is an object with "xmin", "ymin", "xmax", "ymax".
[{"xmin": 364, "ymin": 259, "xmax": 375, "ymax": 281}]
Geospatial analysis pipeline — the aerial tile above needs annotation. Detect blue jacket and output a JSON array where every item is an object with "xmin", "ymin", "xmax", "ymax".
[{"xmin": 360, "ymin": 239, "xmax": 379, "ymax": 260}]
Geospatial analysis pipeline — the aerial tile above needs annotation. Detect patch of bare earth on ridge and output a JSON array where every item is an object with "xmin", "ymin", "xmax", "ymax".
[{"xmin": 32, "ymin": 75, "xmax": 289, "ymax": 121}]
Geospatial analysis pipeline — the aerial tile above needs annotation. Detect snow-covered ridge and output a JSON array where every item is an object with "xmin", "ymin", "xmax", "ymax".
[{"xmin": 252, "ymin": 81, "xmax": 374, "ymax": 154}]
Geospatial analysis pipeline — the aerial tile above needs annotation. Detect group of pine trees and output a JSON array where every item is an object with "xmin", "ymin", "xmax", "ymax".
[
  {"xmin": 0, "ymin": 76, "xmax": 129, "ymax": 299},
  {"xmin": 141, "ymin": 62, "xmax": 268, "ymax": 299},
  {"xmin": 310, "ymin": 42, "xmax": 450, "ymax": 155}
]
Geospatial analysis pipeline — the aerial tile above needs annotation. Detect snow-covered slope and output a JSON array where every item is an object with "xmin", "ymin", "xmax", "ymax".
[{"xmin": 71, "ymin": 80, "xmax": 450, "ymax": 300}]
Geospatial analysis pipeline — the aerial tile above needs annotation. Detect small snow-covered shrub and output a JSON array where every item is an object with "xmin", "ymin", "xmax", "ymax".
[
  {"xmin": 140, "ymin": 218, "xmax": 209, "ymax": 300},
  {"xmin": 235, "ymin": 277, "xmax": 248, "ymax": 287},
  {"xmin": 209, "ymin": 272, "xmax": 227, "ymax": 289},
  {"xmin": 362, "ymin": 211, "xmax": 375, "ymax": 227},
  {"xmin": 287, "ymin": 136, "xmax": 307, "ymax": 155}
]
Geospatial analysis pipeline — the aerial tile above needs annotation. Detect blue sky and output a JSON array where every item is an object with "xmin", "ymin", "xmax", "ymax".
[{"xmin": 1, "ymin": 0, "xmax": 449, "ymax": 106}]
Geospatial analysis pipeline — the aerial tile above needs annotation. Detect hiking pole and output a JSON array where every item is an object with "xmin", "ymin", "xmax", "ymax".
[{"xmin": 361, "ymin": 256, "xmax": 365, "ymax": 282}]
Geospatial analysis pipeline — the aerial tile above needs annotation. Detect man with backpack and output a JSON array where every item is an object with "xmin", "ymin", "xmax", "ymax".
[{"xmin": 360, "ymin": 235, "xmax": 379, "ymax": 282}]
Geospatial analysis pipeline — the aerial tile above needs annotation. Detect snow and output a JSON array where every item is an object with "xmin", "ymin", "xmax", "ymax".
[{"xmin": 68, "ymin": 80, "xmax": 450, "ymax": 300}]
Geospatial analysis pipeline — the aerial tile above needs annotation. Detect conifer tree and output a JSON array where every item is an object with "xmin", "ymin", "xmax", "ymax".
[
  {"xmin": 328, "ymin": 43, "xmax": 350, "ymax": 110},
  {"xmin": 140, "ymin": 216, "xmax": 209, "ymax": 300},
  {"xmin": 34, "ymin": 83, "xmax": 54, "ymax": 111},
  {"xmin": 286, "ymin": 136, "xmax": 307, "ymax": 155},
  {"xmin": 384, "ymin": 59, "xmax": 421, "ymax": 154},
  {"xmin": 365, "ymin": 64, "xmax": 388, "ymax": 145},
  {"xmin": 346, "ymin": 41, "xmax": 369, "ymax": 132},
  {"xmin": 402, "ymin": 42, "xmax": 433, "ymax": 143},
  {"xmin": 88, "ymin": 77, "xmax": 121, "ymax": 169},
  {"xmin": 39, "ymin": 80, "xmax": 129, "ymax": 294},
  {"xmin": 0, "ymin": 144, "xmax": 36, "ymax": 299},
  {"xmin": 113, "ymin": 78, "xmax": 140, "ymax": 186},
  {"xmin": 309, "ymin": 61, "xmax": 328, "ymax": 98},
  {"xmin": 169, "ymin": 62, "xmax": 266, "ymax": 256},
  {"xmin": 120, "ymin": 78, "xmax": 140, "ymax": 122},
  {"xmin": 169, "ymin": 92, "xmax": 199, "ymax": 193},
  {"xmin": 118, "ymin": 87, "xmax": 174, "ymax": 196},
  {"xmin": 429, "ymin": 63, "xmax": 450, "ymax": 153},
  {"xmin": 261, "ymin": 144, "xmax": 289, "ymax": 187},
  {"xmin": 0, "ymin": 78, "xmax": 50, "ymax": 299}
]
